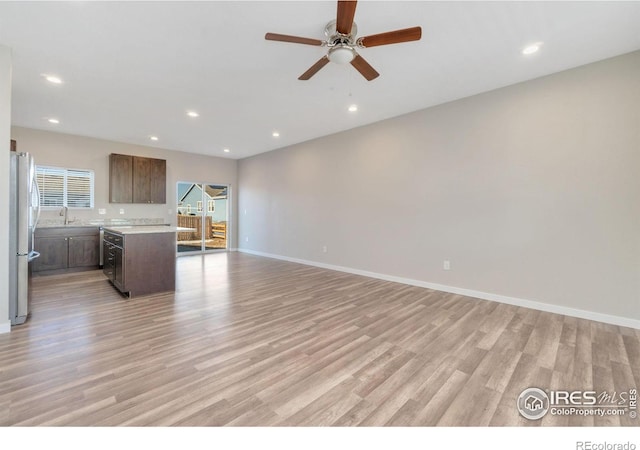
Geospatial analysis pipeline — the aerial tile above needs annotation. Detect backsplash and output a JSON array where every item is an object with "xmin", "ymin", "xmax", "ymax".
[{"xmin": 38, "ymin": 217, "xmax": 167, "ymax": 228}]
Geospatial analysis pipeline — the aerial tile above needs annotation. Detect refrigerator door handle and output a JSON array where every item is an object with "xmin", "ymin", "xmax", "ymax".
[{"xmin": 33, "ymin": 170, "xmax": 41, "ymax": 230}]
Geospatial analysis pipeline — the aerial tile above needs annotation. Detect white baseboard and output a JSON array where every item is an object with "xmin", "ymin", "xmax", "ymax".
[
  {"xmin": 238, "ymin": 248, "xmax": 640, "ymax": 330},
  {"xmin": 0, "ymin": 320, "xmax": 10, "ymax": 334}
]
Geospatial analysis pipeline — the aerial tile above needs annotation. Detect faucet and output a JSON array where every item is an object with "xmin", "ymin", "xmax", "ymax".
[{"xmin": 60, "ymin": 206, "xmax": 69, "ymax": 225}]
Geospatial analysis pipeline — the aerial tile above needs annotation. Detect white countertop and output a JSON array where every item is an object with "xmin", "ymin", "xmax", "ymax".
[
  {"xmin": 104, "ymin": 226, "xmax": 194, "ymax": 235},
  {"xmin": 38, "ymin": 218, "xmax": 167, "ymax": 228}
]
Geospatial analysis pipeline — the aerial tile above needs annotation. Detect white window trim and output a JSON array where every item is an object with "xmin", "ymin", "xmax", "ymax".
[{"xmin": 36, "ymin": 165, "xmax": 95, "ymax": 209}]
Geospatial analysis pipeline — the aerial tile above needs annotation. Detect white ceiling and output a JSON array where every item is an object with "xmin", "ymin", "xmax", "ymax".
[{"xmin": 1, "ymin": 1, "xmax": 640, "ymax": 160}]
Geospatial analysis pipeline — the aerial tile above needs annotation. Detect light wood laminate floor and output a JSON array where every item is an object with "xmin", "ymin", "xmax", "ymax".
[{"xmin": 1, "ymin": 252, "xmax": 638, "ymax": 426}]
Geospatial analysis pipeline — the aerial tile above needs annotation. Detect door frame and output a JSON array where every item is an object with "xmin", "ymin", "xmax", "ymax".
[{"xmin": 176, "ymin": 181, "xmax": 231, "ymax": 256}]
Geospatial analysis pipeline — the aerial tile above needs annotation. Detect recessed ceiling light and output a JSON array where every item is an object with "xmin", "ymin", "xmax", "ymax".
[
  {"xmin": 43, "ymin": 74, "xmax": 63, "ymax": 84},
  {"xmin": 149, "ymin": 136, "xmax": 159, "ymax": 141},
  {"xmin": 187, "ymin": 111, "xmax": 199, "ymax": 118},
  {"xmin": 348, "ymin": 104, "xmax": 358, "ymax": 112},
  {"xmin": 223, "ymin": 148, "xmax": 230, "ymax": 153},
  {"xmin": 47, "ymin": 118, "xmax": 60, "ymax": 124},
  {"xmin": 522, "ymin": 42, "xmax": 543, "ymax": 55},
  {"xmin": 272, "ymin": 131, "xmax": 280, "ymax": 138}
]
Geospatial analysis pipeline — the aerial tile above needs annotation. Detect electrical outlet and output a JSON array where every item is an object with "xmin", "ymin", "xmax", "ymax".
[
  {"xmin": 245, "ymin": 236, "xmax": 249, "ymax": 242},
  {"xmin": 443, "ymin": 260, "xmax": 451, "ymax": 270},
  {"xmin": 98, "ymin": 208, "xmax": 106, "ymax": 215},
  {"xmin": 119, "ymin": 208, "xmax": 125, "ymax": 215},
  {"xmin": 322, "ymin": 245, "xmax": 327, "ymax": 253}
]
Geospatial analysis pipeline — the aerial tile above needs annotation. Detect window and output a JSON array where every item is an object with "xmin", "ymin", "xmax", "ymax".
[
  {"xmin": 197, "ymin": 200, "xmax": 203, "ymax": 212},
  {"xmin": 36, "ymin": 166, "xmax": 94, "ymax": 209},
  {"xmin": 208, "ymin": 200, "xmax": 215, "ymax": 213}
]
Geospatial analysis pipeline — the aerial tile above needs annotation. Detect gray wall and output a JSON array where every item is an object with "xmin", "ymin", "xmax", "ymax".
[
  {"xmin": 10, "ymin": 127, "xmax": 239, "ymax": 249},
  {"xmin": 238, "ymin": 51, "xmax": 640, "ymax": 324},
  {"xmin": 0, "ymin": 45, "xmax": 11, "ymax": 332}
]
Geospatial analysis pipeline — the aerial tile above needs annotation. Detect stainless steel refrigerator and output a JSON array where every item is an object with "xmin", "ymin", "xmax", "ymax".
[{"xmin": 9, "ymin": 152, "xmax": 41, "ymax": 325}]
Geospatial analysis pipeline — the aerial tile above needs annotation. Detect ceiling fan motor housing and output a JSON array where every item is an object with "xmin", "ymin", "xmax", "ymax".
[
  {"xmin": 324, "ymin": 19, "xmax": 358, "ymax": 40},
  {"xmin": 325, "ymin": 20, "xmax": 357, "ymax": 64}
]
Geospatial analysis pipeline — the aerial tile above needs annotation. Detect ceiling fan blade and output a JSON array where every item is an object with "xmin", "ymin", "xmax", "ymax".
[
  {"xmin": 358, "ymin": 27, "xmax": 422, "ymax": 48},
  {"xmin": 298, "ymin": 56, "xmax": 330, "ymax": 80},
  {"xmin": 350, "ymin": 54, "xmax": 379, "ymax": 81},
  {"xmin": 265, "ymin": 32, "xmax": 324, "ymax": 46},
  {"xmin": 336, "ymin": 0, "xmax": 358, "ymax": 35}
]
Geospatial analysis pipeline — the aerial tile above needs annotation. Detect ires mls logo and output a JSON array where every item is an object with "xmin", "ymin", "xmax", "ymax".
[
  {"xmin": 550, "ymin": 390, "xmax": 598, "ymax": 405},
  {"xmin": 517, "ymin": 388, "xmax": 550, "ymax": 420},
  {"xmin": 517, "ymin": 387, "xmax": 638, "ymax": 420}
]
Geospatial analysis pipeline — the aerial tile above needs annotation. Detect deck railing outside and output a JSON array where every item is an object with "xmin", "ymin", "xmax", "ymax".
[{"xmin": 177, "ymin": 215, "xmax": 226, "ymax": 246}]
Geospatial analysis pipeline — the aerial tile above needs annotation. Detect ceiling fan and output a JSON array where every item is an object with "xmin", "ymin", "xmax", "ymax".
[{"xmin": 265, "ymin": 0, "xmax": 422, "ymax": 81}]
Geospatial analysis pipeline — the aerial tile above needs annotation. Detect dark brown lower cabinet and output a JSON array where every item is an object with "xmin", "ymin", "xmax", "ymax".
[
  {"xmin": 33, "ymin": 236, "xmax": 68, "ymax": 272},
  {"xmin": 103, "ymin": 230, "xmax": 175, "ymax": 297},
  {"xmin": 34, "ymin": 227, "xmax": 100, "ymax": 274},
  {"xmin": 103, "ymin": 240, "xmax": 124, "ymax": 291},
  {"xmin": 69, "ymin": 235, "xmax": 101, "ymax": 268}
]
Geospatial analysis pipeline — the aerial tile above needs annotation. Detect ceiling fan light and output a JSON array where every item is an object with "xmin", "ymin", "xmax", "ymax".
[{"xmin": 328, "ymin": 46, "xmax": 355, "ymax": 64}]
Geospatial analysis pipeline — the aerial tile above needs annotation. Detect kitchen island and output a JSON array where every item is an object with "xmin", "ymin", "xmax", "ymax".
[{"xmin": 103, "ymin": 226, "xmax": 190, "ymax": 297}]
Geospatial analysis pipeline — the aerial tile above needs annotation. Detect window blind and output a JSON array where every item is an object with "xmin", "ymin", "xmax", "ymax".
[{"xmin": 36, "ymin": 166, "xmax": 94, "ymax": 209}]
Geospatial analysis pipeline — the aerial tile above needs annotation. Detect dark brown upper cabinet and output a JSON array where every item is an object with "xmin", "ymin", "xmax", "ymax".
[
  {"xmin": 109, "ymin": 154, "xmax": 133, "ymax": 203},
  {"xmin": 109, "ymin": 153, "xmax": 166, "ymax": 204},
  {"xmin": 132, "ymin": 156, "xmax": 166, "ymax": 204}
]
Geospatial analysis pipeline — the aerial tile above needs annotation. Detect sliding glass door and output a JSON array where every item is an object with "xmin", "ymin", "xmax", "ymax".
[{"xmin": 176, "ymin": 182, "xmax": 229, "ymax": 254}]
